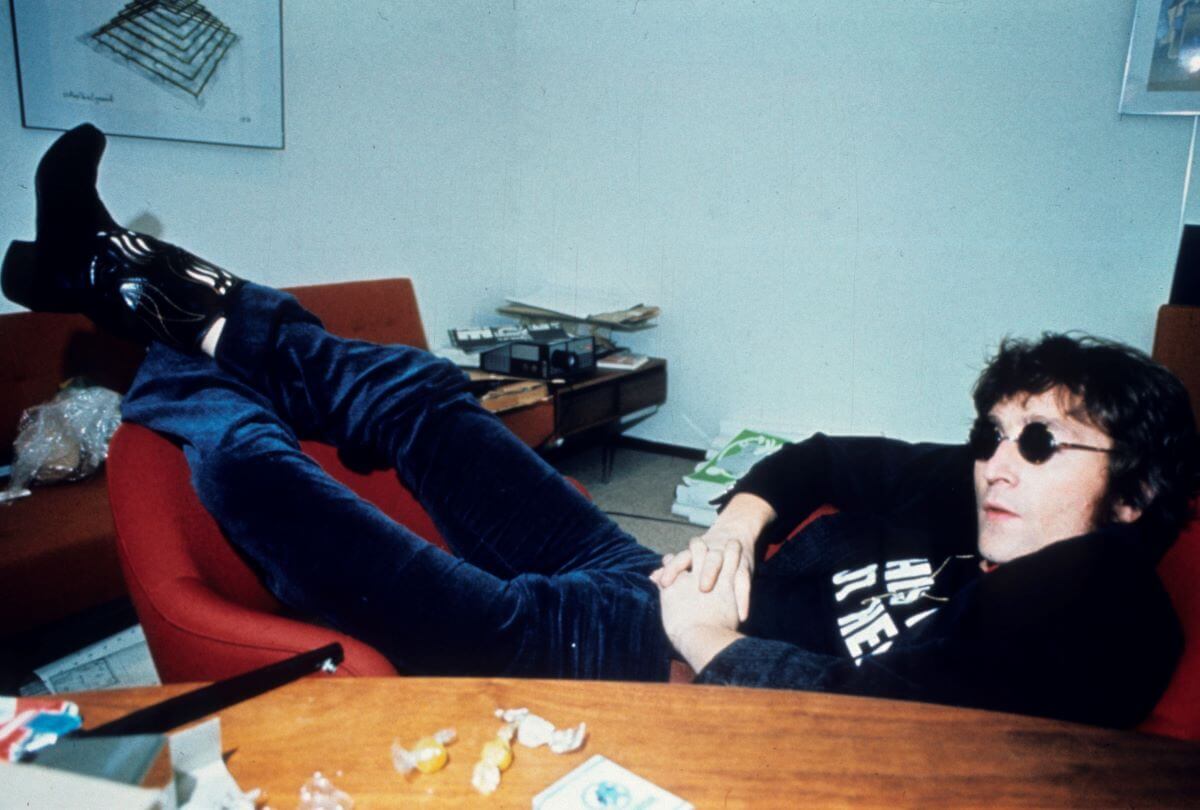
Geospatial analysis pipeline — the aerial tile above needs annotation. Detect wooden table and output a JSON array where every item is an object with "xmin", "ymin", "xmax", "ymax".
[{"xmin": 69, "ymin": 677, "xmax": 1200, "ymax": 808}]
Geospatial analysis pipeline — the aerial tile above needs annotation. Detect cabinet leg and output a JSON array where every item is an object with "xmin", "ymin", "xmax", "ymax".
[{"xmin": 601, "ymin": 439, "xmax": 616, "ymax": 484}]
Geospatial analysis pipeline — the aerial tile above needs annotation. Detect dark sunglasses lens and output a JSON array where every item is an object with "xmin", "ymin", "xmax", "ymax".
[
  {"xmin": 1016, "ymin": 423, "xmax": 1055, "ymax": 464},
  {"xmin": 969, "ymin": 422, "xmax": 1001, "ymax": 461}
]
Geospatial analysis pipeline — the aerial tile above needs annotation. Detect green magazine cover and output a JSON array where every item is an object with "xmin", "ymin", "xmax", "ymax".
[{"xmin": 683, "ymin": 428, "xmax": 792, "ymax": 488}]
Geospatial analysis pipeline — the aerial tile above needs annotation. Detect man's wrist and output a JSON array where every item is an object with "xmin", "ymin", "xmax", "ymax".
[
  {"xmin": 673, "ymin": 624, "xmax": 744, "ymax": 674},
  {"xmin": 718, "ymin": 493, "xmax": 776, "ymax": 556}
]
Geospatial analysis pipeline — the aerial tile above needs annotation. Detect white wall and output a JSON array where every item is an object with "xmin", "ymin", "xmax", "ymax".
[{"xmin": 0, "ymin": 1, "xmax": 1192, "ymax": 448}]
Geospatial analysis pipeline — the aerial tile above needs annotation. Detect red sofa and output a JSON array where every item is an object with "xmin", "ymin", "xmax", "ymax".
[{"xmin": 0, "ymin": 313, "xmax": 141, "ymax": 632}]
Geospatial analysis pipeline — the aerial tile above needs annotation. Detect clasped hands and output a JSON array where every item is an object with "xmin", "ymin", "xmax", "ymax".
[{"xmin": 650, "ymin": 524, "xmax": 755, "ymax": 673}]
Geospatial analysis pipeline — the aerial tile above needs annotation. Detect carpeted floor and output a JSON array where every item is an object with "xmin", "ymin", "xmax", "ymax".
[{"xmin": 550, "ymin": 443, "xmax": 701, "ymax": 555}]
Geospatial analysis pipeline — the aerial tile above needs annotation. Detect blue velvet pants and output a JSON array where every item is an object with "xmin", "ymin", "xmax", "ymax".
[{"xmin": 120, "ymin": 283, "xmax": 672, "ymax": 681}]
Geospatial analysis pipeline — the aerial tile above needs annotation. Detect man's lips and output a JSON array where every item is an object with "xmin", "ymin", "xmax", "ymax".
[{"xmin": 983, "ymin": 502, "xmax": 1018, "ymax": 520}]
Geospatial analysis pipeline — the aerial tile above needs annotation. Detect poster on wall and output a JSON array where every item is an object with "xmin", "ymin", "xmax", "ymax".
[
  {"xmin": 9, "ymin": 0, "xmax": 284, "ymax": 148},
  {"xmin": 1121, "ymin": 0, "xmax": 1200, "ymax": 115}
]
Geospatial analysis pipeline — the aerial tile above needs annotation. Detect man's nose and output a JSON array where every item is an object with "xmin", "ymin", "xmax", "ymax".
[{"xmin": 983, "ymin": 436, "xmax": 1021, "ymax": 484}]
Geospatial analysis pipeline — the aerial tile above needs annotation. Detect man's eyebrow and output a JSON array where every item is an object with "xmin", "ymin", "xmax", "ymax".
[
  {"xmin": 1033, "ymin": 415, "xmax": 1093, "ymax": 439},
  {"xmin": 1033, "ymin": 416, "xmax": 1067, "ymax": 430}
]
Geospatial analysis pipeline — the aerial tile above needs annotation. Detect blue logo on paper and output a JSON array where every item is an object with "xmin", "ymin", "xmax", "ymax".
[{"xmin": 583, "ymin": 780, "xmax": 632, "ymax": 808}]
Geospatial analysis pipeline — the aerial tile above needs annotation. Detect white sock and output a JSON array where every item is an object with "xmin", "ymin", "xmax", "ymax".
[{"xmin": 200, "ymin": 317, "xmax": 226, "ymax": 358}]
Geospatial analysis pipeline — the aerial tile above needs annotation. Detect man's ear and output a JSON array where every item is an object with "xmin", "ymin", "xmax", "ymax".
[
  {"xmin": 1114, "ymin": 481, "xmax": 1157, "ymax": 524},
  {"xmin": 1113, "ymin": 500, "xmax": 1143, "ymax": 524}
]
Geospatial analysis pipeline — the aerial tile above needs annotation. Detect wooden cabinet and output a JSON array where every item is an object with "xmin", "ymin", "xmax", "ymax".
[{"xmin": 549, "ymin": 359, "xmax": 668, "ymax": 444}]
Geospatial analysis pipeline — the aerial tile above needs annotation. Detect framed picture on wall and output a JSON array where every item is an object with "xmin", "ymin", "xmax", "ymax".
[
  {"xmin": 9, "ymin": 0, "xmax": 284, "ymax": 148},
  {"xmin": 1121, "ymin": 0, "xmax": 1200, "ymax": 115}
]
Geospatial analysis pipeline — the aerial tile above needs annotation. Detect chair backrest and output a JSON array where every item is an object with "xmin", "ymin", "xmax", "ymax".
[
  {"xmin": 768, "ymin": 503, "xmax": 1200, "ymax": 739},
  {"xmin": 1153, "ymin": 304, "xmax": 1200, "ymax": 426},
  {"xmin": 1143, "ymin": 303, "xmax": 1200, "ymax": 739},
  {"xmin": 1138, "ymin": 511, "xmax": 1200, "ymax": 740}
]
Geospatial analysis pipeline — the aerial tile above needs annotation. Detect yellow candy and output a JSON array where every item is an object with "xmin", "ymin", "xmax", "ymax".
[
  {"xmin": 480, "ymin": 738, "xmax": 513, "ymax": 771},
  {"xmin": 413, "ymin": 736, "xmax": 448, "ymax": 773}
]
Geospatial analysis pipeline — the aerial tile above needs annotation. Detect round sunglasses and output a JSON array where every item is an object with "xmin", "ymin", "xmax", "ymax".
[{"xmin": 968, "ymin": 420, "xmax": 1111, "ymax": 465}]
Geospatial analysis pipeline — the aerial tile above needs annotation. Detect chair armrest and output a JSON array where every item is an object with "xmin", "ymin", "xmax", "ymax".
[
  {"xmin": 142, "ymin": 577, "xmax": 398, "ymax": 682},
  {"xmin": 762, "ymin": 504, "xmax": 839, "ymax": 562}
]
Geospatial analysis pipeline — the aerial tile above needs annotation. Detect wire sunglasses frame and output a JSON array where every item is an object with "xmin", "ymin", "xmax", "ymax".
[{"xmin": 968, "ymin": 419, "xmax": 1111, "ymax": 465}]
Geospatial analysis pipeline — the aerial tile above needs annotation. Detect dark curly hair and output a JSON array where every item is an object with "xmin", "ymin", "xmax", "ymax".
[{"xmin": 973, "ymin": 333, "xmax": 1199, "ymax": 555}]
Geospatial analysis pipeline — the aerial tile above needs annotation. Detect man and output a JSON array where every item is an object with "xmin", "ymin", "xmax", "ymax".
[
  {"xmin": 4, "ymin": 125, "xmax": 1194, "ymax": 727},
  {"xmin": 658, "ymin": 335, "xmax": 1195, "ymax": 728}
]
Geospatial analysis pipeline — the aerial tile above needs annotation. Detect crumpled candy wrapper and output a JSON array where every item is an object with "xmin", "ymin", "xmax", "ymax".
[
  {"xmin": 471, "ymin": 759, "xmax": 503, "ymax": 795},
  {"xmin": 297, "ymin": 770, "xmax": 353, "ymax": 809},
  {"xmin": 472, "ymin": 708, "xmax": 587, "ymax": 795},
  {"xmin": 496, "ymin": 707, "xmax": 587, "ymax": 754}
]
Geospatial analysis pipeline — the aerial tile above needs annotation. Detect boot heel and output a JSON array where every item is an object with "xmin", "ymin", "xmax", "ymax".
[{"xmin": 0, "ymin": 240, "xmax": 39, "ymax": 310}]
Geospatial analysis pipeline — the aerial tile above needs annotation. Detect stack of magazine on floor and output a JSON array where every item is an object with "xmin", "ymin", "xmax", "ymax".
[{"xmin": 672, "ymin": 425, "xmax": 797, "ymax": 526}]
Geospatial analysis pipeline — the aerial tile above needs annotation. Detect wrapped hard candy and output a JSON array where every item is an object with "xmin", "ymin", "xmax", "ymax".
[
  {"xmin": 392, "ymin": 728, "xmax": 457, "ymax": 775},
  {"xmin": 480, "ymin": 737, "xmax": 513, "ymax": 771}
]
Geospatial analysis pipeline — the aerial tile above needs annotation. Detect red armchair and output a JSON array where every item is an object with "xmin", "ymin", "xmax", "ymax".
[
  {"xmin": 107, "ymin": 422, "xmax": 405, "ymax": 681},
  {"xmin": 107, "ymin": 420, "xmax": 592, "ymax": 683},
  {"xmin": 102, "ymin": 277, "xmax": 567, "ymax": 683}
]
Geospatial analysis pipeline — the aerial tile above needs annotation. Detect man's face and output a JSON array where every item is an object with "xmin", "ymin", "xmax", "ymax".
[{"xmin": 974, "ymin": 388, "xmax": 1135, "ymax": 565}]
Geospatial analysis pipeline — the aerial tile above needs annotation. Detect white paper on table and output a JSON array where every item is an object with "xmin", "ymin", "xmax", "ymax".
[
  {"xmin": 0, "ymin": 760, "xmax": 163, "ymax": 809},
  {"xmin": 171, "ymin": 718, "xmax": 259, "ymax": 810},
  {"xmin": 33, "ymin": 625, "xmax": 161, "ymax": 693},
  {"xmin": 532, "ymin": 754, "xmax": 693, "ymax": 809}
]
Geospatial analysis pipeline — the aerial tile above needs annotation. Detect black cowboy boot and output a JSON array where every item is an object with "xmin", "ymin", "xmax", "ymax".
[{"xmin": 1, "ymin": 123, "xmax": 242, "ymax": 351}]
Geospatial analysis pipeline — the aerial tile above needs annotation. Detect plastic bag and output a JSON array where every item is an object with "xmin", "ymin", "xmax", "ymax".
[{"xmin": 4, "ymin": 382, "xmax": 122, "ymax": 502}]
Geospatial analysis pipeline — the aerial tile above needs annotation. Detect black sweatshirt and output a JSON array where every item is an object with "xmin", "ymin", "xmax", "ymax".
[{"xmin": 693, "ymin": 433, "xmax": 1182, "ymax": 728}]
